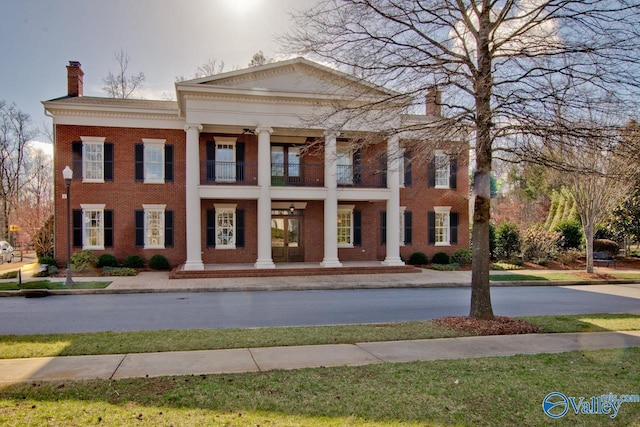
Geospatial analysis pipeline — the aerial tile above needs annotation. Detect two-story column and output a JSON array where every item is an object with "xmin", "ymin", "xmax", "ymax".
[
  {"xmin": 254, "ymin": 126, "xmax": 276, "ymax": 269},
  {"xmin": 383, "ymin": 135, "xmax": 405, "ymax": 266},
  {"xmin": 184, "ymin": 124, "xmax": 204, "ymax": 270},
  {"xmin": 320, "ymin": 130, "xmax": 342, "ymax": 267}
]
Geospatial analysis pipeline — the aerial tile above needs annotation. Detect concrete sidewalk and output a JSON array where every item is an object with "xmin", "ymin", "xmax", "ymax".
[{"xmin": 1, "ymin": 331, "xmax": 639, "ymax": 384}]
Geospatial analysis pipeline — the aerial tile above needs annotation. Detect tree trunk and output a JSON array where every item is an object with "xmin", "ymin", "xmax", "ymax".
[
  {"xmin": 469, "ymin": 5, "xmax": 495, "ymax": 320},
  {"xmin": 584, "ymin": 216, "xmax": 594, "ymax": 274}
]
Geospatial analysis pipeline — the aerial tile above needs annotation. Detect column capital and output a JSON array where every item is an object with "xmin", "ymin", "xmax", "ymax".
[
  {"xmin": 324, "ymin": 130, "xmax": 340, "ymax": 139},
  {"xmin": 255, "ymin": 126, "xmax": 273, "ymax": 135},
  {"xmin": 185, "ymin": 123, "xmax": 203, "ymax": 132}
]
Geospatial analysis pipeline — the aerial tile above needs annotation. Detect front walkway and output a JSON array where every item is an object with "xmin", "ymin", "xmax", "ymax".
[{"xmin": 1, "ymin": 331, "xmax": 639, "ymax": 384}]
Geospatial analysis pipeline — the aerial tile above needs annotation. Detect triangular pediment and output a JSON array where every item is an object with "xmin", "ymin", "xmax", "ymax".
[{"xmin": 181, "ymin": 57, "xmax": 395, "ymax": 98}]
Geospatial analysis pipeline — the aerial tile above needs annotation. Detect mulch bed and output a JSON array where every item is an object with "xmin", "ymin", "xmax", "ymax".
[{"xmin": 433, "ymin": 316, "xmax": 542, "ymax": 335}]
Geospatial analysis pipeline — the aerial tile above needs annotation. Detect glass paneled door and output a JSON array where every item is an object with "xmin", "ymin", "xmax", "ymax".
[{"xmin": 271, "ymin": 212, "xmax": 303, "ymax": 262}]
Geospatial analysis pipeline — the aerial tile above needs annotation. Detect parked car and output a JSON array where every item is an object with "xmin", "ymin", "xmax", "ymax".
[{"xmin": 0, "ymin": 241, "xmax": 14, "ymax": 263}]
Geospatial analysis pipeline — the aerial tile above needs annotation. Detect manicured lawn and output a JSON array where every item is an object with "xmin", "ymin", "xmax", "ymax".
[
  {"xmin": 490, "ymin": 272, "xmax": 591, "ymax": 281},
  {"xmin": 0, "ymin": 280, "xmax": 110, "ymax": 291},
  {"xmin": 0, "ymin": 348, "xmax": 638, "ymax": 426},
  {"xmin": 611, "ymin": 272, "xmax": 640, "ymax": 279},
  {"xmin": 1, "ymin": 314, "xmax": 638, "ymax": 359}
]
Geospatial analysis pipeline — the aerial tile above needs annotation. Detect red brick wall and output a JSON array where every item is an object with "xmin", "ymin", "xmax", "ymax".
[{"xmin": 54, "ymin": 125, "xmax": 187, "ymax": 267}]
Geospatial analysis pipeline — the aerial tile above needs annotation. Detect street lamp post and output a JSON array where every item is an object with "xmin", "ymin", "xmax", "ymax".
[{"xmin": 62, "ymin": 166, "xmax": 74, "ymax": 285}]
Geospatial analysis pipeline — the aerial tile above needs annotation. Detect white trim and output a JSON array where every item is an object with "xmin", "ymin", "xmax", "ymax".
[
  {"xmin": 214, "ymin": 204, "xmax": 237, "ymax": 249},
  {"xmin": 80, "ymin": 204, "xmax": 106, "ymax": 250},
  {"xmin": 142, "ymin": 205, "xmax": 166, "ymax": 249},
  {"xmin": 337, "ymin": 205, "xmax": 355, "ymax": 248},
  {"xmin": 80, "ymin": 137, "xmax": 106, "ymax": 183},
  {"xmin": 434, "ymin": 206, "xmax": 452, "ymax": 246},
  {"xmin": 434, "ymin": 150, "xmax": 450, "ymax": 189}
]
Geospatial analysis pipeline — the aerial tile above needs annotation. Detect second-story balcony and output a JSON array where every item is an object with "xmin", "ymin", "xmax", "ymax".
[
  {"xmin": 203, "ymin": 161, "xmax": 258, "ymax": 185},
  {"xmin": 202, "ymin": 161, "xmax": 386, "ymax": 189}
]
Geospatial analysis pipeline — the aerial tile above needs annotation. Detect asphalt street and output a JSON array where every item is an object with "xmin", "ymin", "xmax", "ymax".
[{"xmin": 1, "ymin": 285, "xmax": 639, "ymax": 334}]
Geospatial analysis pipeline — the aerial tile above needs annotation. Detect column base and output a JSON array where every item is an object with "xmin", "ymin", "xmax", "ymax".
[
  {"xmin": 382, "ymin": 258, "xmax": 405, "ymax": 267},
  {"xmin": 183, "ymin": 260, "xmax": 204, "ymax": 271},
  {"xmin": 320, "ymin": 258, "xmax": 343, "ymax": 268},
  {"xmin": 254, "ymin": 259, "xmax": 276, "ymax": 269}
]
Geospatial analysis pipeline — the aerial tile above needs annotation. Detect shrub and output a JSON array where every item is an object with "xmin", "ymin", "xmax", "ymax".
[
  {"xmin": 554, "ymin": 248, "xmax": 583, "ymax": 265},
  {"xmin": 149, "ymin": 254, "xmax": 171, "ymax": 270},
  {"xmin": 522, "ymin": 228, "xmax": 561, "ymax": 264},
  {"xmin": 38, "ymin": 256, "xmax": 58, "ymax": 267},
  {"xmin": 452, "ymin": 248, "xmax": 472, "ymax": 265},
  {"xmin": 70, "ymin": 250, "xmax": 98, "ymax": 272},
  {"xmin": 593, "ymin": 239, "xmax": 620, "ymax": 257},
  {"xmin": 97, "ymin": 253, "xmax": 119, "ymax": 268},
  {"xmin": 0, "ymin": 271, "xmax": 18, "ymax": 279},
  {"xmin": 408, "ymin": 252, "xmax": 428, "ymax": 266},
  {"xmin": 102, "ymin": 267, "xmax": 138, "ymax": 276},
  {"xmin": 555, "ymin": 220, "xmax": 583, "ymax": 250},
  {"xmin": 123, "ymin": 254, "xmax": 145, "ymax": 269},
  {"xmin": 495, "ymin": 222, "xmax": 521, "ymax": 260},
  {"xmin": 429, "ymin": 262, "xmax": 461, "ymax": 271},
  {"xmin": 431, "ymin": 252, "xmax": 451, "ymax": 265}
]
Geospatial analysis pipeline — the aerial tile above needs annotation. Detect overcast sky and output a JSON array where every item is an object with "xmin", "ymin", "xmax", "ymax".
[{"xmin": 1, "ymin": 0, "xmax": 319, "ymax": 141}]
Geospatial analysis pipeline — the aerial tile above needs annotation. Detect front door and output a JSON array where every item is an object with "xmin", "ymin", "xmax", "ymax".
[{"xmin": 271, "ymin": 212, "xmax": 304, "ymax": 262}]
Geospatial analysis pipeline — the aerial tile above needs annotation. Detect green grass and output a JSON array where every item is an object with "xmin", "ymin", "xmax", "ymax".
[
  {"xmin": 490, "ymin": 272, "xmax": 591, "ymax": 281},
  {"xmin": 0, "ymin": 280, "xmax": 110, "ymax": 291},
  {"xmin": 1, "ymin": 314, "xmax": 639, "ymax": 360},
  {"xmin": 0, "ymin": 348, "xmax": 638, "ymax": 426},
  {"xmin": 611, "ymin": 272, "xmax": 640, "ymax": 279}
]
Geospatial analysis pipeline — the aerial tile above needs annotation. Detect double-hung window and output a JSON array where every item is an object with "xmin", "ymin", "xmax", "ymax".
[
  {"xmin": 80, "ymin": 204, "xmax": 105, "ymax": 250},
  {"xmin": 215, "ymin": 137, "xmax": 236, "ymax": 182},
  {"xmin": 336, "ymin": 145, "xmax": 353, "ymax": 185},
  {"xmin": 434, "ymin": 151, "xmax": 450, "ymax": 188},
  {"xmin": 428, "ymin": 151, "xmax": 457, "ymax": 189},
  {"xmin": 337, "ymin": 205, "xmax": 355, "ymax": 247},
  {"xmin": 72, "ymin": 137, "xmax": 114, "ymax": 183},
  {"xmin": 434, "ymin": 207, "xmax": 450, "ymax": 245},
  {"xmin": 144, "ymin": 205, "xmax": 165, "ymax": 248},
  {"xmin": 428, "ymin": 207, "xmax": 458, "ymax": 246},
  {"xmin": 143, "ymin": 139, "xmax": 165, "ymax": 183}
]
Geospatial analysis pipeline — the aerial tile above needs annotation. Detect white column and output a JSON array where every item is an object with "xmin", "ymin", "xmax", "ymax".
[
  {"xmin": 383, "ymin": 135, "xmax": 405, "ymax": 266},
  {"xmin": 320, "ymin": 130, "xmax": 342, "ymax": 267},
  {"xmin": 184, "ymin": 124, "xmax": 204, "ymax": 270},
  {"xmin": 254, "ymin": 126, "xmax": 276, "ymax": 269}
]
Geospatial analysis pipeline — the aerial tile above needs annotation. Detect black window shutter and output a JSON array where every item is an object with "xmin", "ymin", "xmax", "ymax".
[
  {"xmin": 165, "ymin": 210, "xmax": 174, "ymax": 247},
  {"xmin": 404, "ymin": 151, "xmax": 412, "ymax": 186},
  {"xmin": 135, "ymin": 210, "xmax": 145, "ymax": 247},
  {"xmin": 72, "ymin": 142, "xmax": 83, "ymax": 180},
  {"xmin": 165, "ymin": 145, "xmax": 174, "ymax": 182},
  {"xmin": 134, "ymin": 144, "xmax": 144, "ymax": 182},
  {"xmin": 404, "ymin": 211, "xmax": 412, "ymax": 245},
  {"xmin": 72, "ymin": 209, "xmax": 83, "ymax": 247},
  {"xmin": 428, "ymin": 211, "xmax": 436, "ymax": 244},
  {"xmin": 449, "ymin": 156, "xmax": 457, "ymax": 189},
  {"xmin": 427, "ymin": 158, "xmax": 436, "ymax": 188},
  {"xmin": 353, "ymin": 210, "xmax": 362, "ymax": 246},
  {"xmin": 206, "ymin": 141, "xmax": 216, "ymax": 181},
  {"xmin": 353, "ymin": 149, "xmax": 362, "ymax": 184},
  {"xmin": 104, "ymin": 210, "xmax": 113, "ymax": 247},
  {"xmin": 451, "ymin": 212, "xmax": 459, "ymax": 244},
  {"xmin": 381, "ymin": 211, "xmax": 387, "ymax": 245},
  {"xmin": 380, "ymin": 152, "xmax": 387, "ymax": 187},
  {"xmin": 104, "ymin": 143, "xmax": 114, "ymax": 181},
  {"xmin": 236, "ymin": 209, "xmax": 245, "ymax": 247},
  {"xmin": 236, "ymin": 143, "xmax": 245, "ymax": 182},
  {"xmin": 206, "ymin": 209, "xmax": 216, "ymax": 247}
]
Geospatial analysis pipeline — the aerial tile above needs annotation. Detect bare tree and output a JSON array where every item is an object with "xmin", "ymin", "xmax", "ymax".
[
  {"xmin": 195, "ymin": 57, "xmax": 226, "ymax": 78},
  {"xmin": 282, "ymin": 0, "xmax": 640, "ymax": 319},
  {"xmin": 0, "ymin": 101, "xmax": 37, "ymax": 240},
  {"xmin": 102, "ymin": 49, "xmax": 146, "ymax": 99}
]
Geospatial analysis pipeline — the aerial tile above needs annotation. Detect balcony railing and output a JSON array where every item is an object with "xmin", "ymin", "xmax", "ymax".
[
  {"xmin": 270, "ymin": 163, "xmax": 324, "ymax": 187},
  {"xmin": 202, "ymin": 161, "xmax": 385, "ymax": 188},
  {"xmin": 337, "ymin": 164, "xmax": 386, "ymax": 188},
  {"xmin": 203, "ymin": 161, "xmax": 258, "ymax": 185}
]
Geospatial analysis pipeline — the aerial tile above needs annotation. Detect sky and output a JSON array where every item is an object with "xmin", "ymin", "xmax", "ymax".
[{"xmin": 1, "ymin": 0, "xmax": 319, "ymax": 143}]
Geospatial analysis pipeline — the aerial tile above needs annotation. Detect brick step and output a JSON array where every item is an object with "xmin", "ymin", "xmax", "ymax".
[{"xmin": 170, "ymin": 264, "xmax": 420, "ymax": 279}]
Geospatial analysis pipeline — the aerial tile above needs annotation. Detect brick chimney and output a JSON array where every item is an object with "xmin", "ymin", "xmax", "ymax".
[
  {"xmin": 66, "ymin": 61, "xmax": 84, "ymax": 97},
  {"xmin": 426, "ymin": 86, "xmax": 441, "ymax": 116}
]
